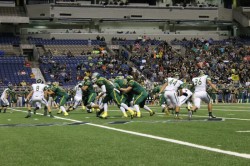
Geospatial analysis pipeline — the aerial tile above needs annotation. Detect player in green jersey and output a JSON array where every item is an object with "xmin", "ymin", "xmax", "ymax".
[
  {"xmin": 114, "ymin": 76, "xmax": 135, "ymax": 118},
  {"xmin": 82, "ymin": 76, "xmax": 97, "ymax": 113},
  {"xmin": 47, "ymin": 82, "xmax": 69, "ymax": 116},
  {"xmin": 120, "ymin": 75, "xmax": 155, "ymax": 118},
  {"xmin": 91, "ymin": 73, "xmax": 134, "ymax": 119},
  {"xmin": 152, "ymin": 83, "xmax": 167, "ymax": 113}
]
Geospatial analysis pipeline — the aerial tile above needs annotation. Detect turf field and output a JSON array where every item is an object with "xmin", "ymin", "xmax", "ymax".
[{"xmin": 0, "ymin": 103, "xmax": 249, "ymax": 166}]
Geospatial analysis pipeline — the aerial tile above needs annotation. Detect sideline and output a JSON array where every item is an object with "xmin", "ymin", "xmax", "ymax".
[{"xmin": 10, "ymin": 108, "xmax": 250, "ymax": 159}]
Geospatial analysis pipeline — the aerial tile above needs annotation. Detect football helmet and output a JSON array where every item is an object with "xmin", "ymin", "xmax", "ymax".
[
  {"xmin": 126, "ymin": 75, "xmax": 134, "ymax": 81},
  {"xmin": 91, "ymin": 72, "xmax": 100, "ymax": 83}
]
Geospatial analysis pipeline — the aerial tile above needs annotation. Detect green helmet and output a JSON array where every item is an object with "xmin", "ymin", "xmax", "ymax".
[
  {"xmin": 83, "ymin": 76, "xmax": 90, "ymax": 81},
  {"xmin": 126, "ymin": 75, "xmax": 134, "ymax": 81},
  {"xmin": 8, "ymin": 83, "xmax": 13, "ymax": 90}
]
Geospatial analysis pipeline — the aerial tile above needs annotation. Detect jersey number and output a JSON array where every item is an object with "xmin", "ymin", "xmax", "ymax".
[
  {"xmin": 36, "ymin": 86, "xmax": 39, "ymax": 91},
  {"xmin": 194, "ymin": 78, "xmax": 202, "ymax": 85},
  {"xmin": 169, "ymin": 80, "xmax": 177, "ymax": 86}
]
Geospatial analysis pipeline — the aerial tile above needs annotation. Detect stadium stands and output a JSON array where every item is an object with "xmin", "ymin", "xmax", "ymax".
[{"xmin": 0, "ymin": 57, "xmax": 35, "ymax": 85}]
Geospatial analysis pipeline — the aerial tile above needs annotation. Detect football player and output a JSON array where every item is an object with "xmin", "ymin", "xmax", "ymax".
[
  {"xmin": 46, "ymin": 82, "xmax": 69, "ymax": 116},
  {"xmin": 120, "ymin": 75, "xmax": 155, "ymax": 118},
  {"xmin": 189, "ymin": 70, "xmax": 218, "ymax": 119},
  {"xmin": 0, "ymin": 84, "xmax": 13, "ymax": 113},
  {"xmin": 159, "ymin": 73, "xmax": 183, "ymax": 119},
  {"xmin": 24, "ymin": 79, "xmax": 54, "ymax": 118}
]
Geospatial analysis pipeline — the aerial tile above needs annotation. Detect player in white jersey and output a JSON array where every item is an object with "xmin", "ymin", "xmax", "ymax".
[
  {"xmin": 24, "ymin": 79, "xmax": 54, "ymax": 118},
  {"xmin": 67, "ymin": 81, "xmax": 84, "ymax": 112},
  {"xmin": 189, "ymin": 71, "xmax": 218, "ymax": 119},
  {"xmin": 178, "ymin": 79, "xmax": 193, "ymax": 109},
  {"xmin": 0, "ymin": 84, "xmax": 13, "ymax": 113},
  {"xmin": 159, "ymin": 73, "xmax": 183, "ymax": 119}
]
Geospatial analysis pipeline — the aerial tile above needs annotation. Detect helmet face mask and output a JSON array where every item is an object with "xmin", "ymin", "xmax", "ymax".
[
  {"xmin": 36, "ymin": 79, "xmax": 42, "ymax": 84},
  {"xmin": 126, "ymin": 75, "xmax": 134, "ymax": 81},
  {"xmin": 8, "ymin": 83, "xmax": 13, "ymax": 90},
  {"xmin": 91, "ymin": 72, "xmax": 100, "ymax": 83}
]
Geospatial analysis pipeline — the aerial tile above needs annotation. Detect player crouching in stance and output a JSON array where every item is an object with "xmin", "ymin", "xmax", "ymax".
[
  {"xmin": 178, "ymin": 79, "xmax": 193, "ymax": 112},
  {"xmin": 91, "ymin": 73, "xmax": 134, "ymax": 119},
  {"xmin": 67, "ymin": 81, "xmax": 84, "ymax": 112},
  {"xmin": 120, "ymin": 75, "xmax": 155, "ymax": 118},
  {"xmin": 189, "ymin": 70, "xmax": 219, "ymax": 119},
  {"xmin": 0, "ymin": 84, "xmax": 13, "ymax": 113},
  {"xmin": 46, "ymin": 82, "xmax": 69, "ymax": 116},
  {"xmin": 24, "ymin": 79, "xmax": 54, "ymax": 118},
  {"xmin": 159, "ymin": 73, "xmax": 183, "ymax": 119}
]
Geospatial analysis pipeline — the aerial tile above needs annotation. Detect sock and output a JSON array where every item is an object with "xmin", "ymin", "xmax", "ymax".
[
  {"xmin": 60, "ymin": 106, "xmax": 66, "ymax": 113},
  {"xmin": 121, "ymin": 103, "xmax": 130, "ymax": 110},
  {"xmin": 143, "ymin": 105, "xmax": 152, "ymax": 112},
  {"xmin": 34, "ymin": 107, "xmax": 39, "ymax": 111},
  {"xmin": 3, "ymin": 108, "xmax": 7, "ymax": 113},
  {"xmin": 134, "ymin": 105, "xmax": 140, "ymax": 113},
  {"xmin": 175, "ymin": 111, "xmax": 179, "ymax": 116},
  {"xmin": 209, "ymin": 112, "xmax": 212, "ymax": 116},
  {"xmin": 120, "ymin": 107, "xmax": 126, "ymax": 114},
  {"xmin": 103, "ymin": 103, "xmax": 108, "ymax": 113}
]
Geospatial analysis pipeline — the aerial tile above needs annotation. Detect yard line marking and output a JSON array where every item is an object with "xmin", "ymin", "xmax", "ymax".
[
  {"xmin": 236, "ymin": 131, "xmax": 250, "ymax": 133},
  {"xmin": 11, "ymin": 108, "xmax": 250, "ymax": 159},
  {"xmin": 107, "ymin": 110, "xmax": 250, "ymax": 121}
]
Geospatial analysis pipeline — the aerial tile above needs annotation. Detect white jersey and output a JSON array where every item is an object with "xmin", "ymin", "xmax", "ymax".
[
  {"xmin": 32, "ymin": 83, "xmax": 47, "ymax": 97},
  {"xmin": 165, "ymin": 77, "xmax": 183, "ymax": 91},
  {"xmin": 192, "ymin": 75, "xmax": 210, "ymax": 92},
  {"xmin": 74, "ymin": 83, "xmax": 83, "ymax": 97},
  {"xmin": 1, "ymin": 88, "xmax": 10, "ymax": 99}
]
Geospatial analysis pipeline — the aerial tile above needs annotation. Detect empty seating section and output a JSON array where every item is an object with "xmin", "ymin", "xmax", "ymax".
[
  {"xmin": 29, "ymin": 38, "xmax": 106, "ymax": 56},
  {"xmin": 0, "ymin": 33, "xmax": 20, "ymax": 56},
  {"xmin": 29, "ymin": 38, "xmax": 106, "ymax": 45},
  {"xmin": 0, "ymin": 57, "xmax": 35, "ymax": 85},
  {"xmin": 0, "ymin": 45, "xmax": 20, "ymax": 56},
  {"xmin": 43, "ymin": 45, "xmax": 95, "ymax": 56},
  {"xmin": 0, "ymin": 7, "xmax": 26, "ymax": 17},
  {"xmin": 0, "ymin": 35, "xmax": 20, "ymax": 45}
]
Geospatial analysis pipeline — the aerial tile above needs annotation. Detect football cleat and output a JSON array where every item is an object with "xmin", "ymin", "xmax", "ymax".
[
  {"xmin": 64, "ymin": 112, "xmax": 69, "ymax": 116},
  {"xmin": 127, "ymin": 109, "xmax": 134, "ymax": 119},
  {"xmin": 137, "ymin": 111, "xmax": 141, "ymax": 118},
  {"xmin": 99, "ymin": 112, "xmax": 108, "ymax": 119},
  {"xmin": 122, "ymin": 113, "xmax": 128, "ymax": 118},
  {"xmin": 149, "ymin": 111, "xmax": 155, "ymax": 116},
  {"xmin": 174, "ymin": 115, "xmax": 182, "ymax": 120},
  {"xmin": 50, "ymin": 114, "xmax": 54, "ymax": 118},
  {"xmin": 209, "ymin": 115, "xmax": 216, "ymax": 119},
  {"xmin": 25, "ymin": 114, "xmax": 31, "ymax": 118},
  {"xmin": 57, "ymin": 110, "xmax": 62, "ymax": 114}
]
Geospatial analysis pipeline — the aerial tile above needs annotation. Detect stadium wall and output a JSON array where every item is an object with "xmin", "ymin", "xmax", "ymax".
[{"xmin": 24, "ymin": 32, "xmax": 228, "ymax": 42}]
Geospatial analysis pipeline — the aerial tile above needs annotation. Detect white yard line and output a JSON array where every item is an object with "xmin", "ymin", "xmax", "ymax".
[
  {"xmin": 10, "ymin": 108, "xmax": 250, "ymax": 159},
  {"xmin": 236, "ymin": 131, "xmax": 250, "ymax": 133}
]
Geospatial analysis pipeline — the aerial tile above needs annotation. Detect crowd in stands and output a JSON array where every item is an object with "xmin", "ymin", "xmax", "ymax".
[{"xmin": 117, "ymin": 36, "xmax": 250, "ymax": 103}]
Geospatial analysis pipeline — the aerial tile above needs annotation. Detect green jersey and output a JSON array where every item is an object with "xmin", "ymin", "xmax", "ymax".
[
  {"xmin": 51, "ymin": 86, "xmax": 68, "ymax": 97},
  {"xmin": 152, "ymin": 86, "xmax": 161, "ymax": 94},
  {"xmin": 128, "ymin": 80, "xmax": 146, "ymax": 95},
  {"xmin": 96, "ymin": 77, "xmax": 115, "ymax": 92},
  {"xmin": 114, "ymin": 79, "xmax": 127, "ymax": 89},
  {"xmin": 84, "ymin": 80, "xmax": 95, "ymax": 94}
]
